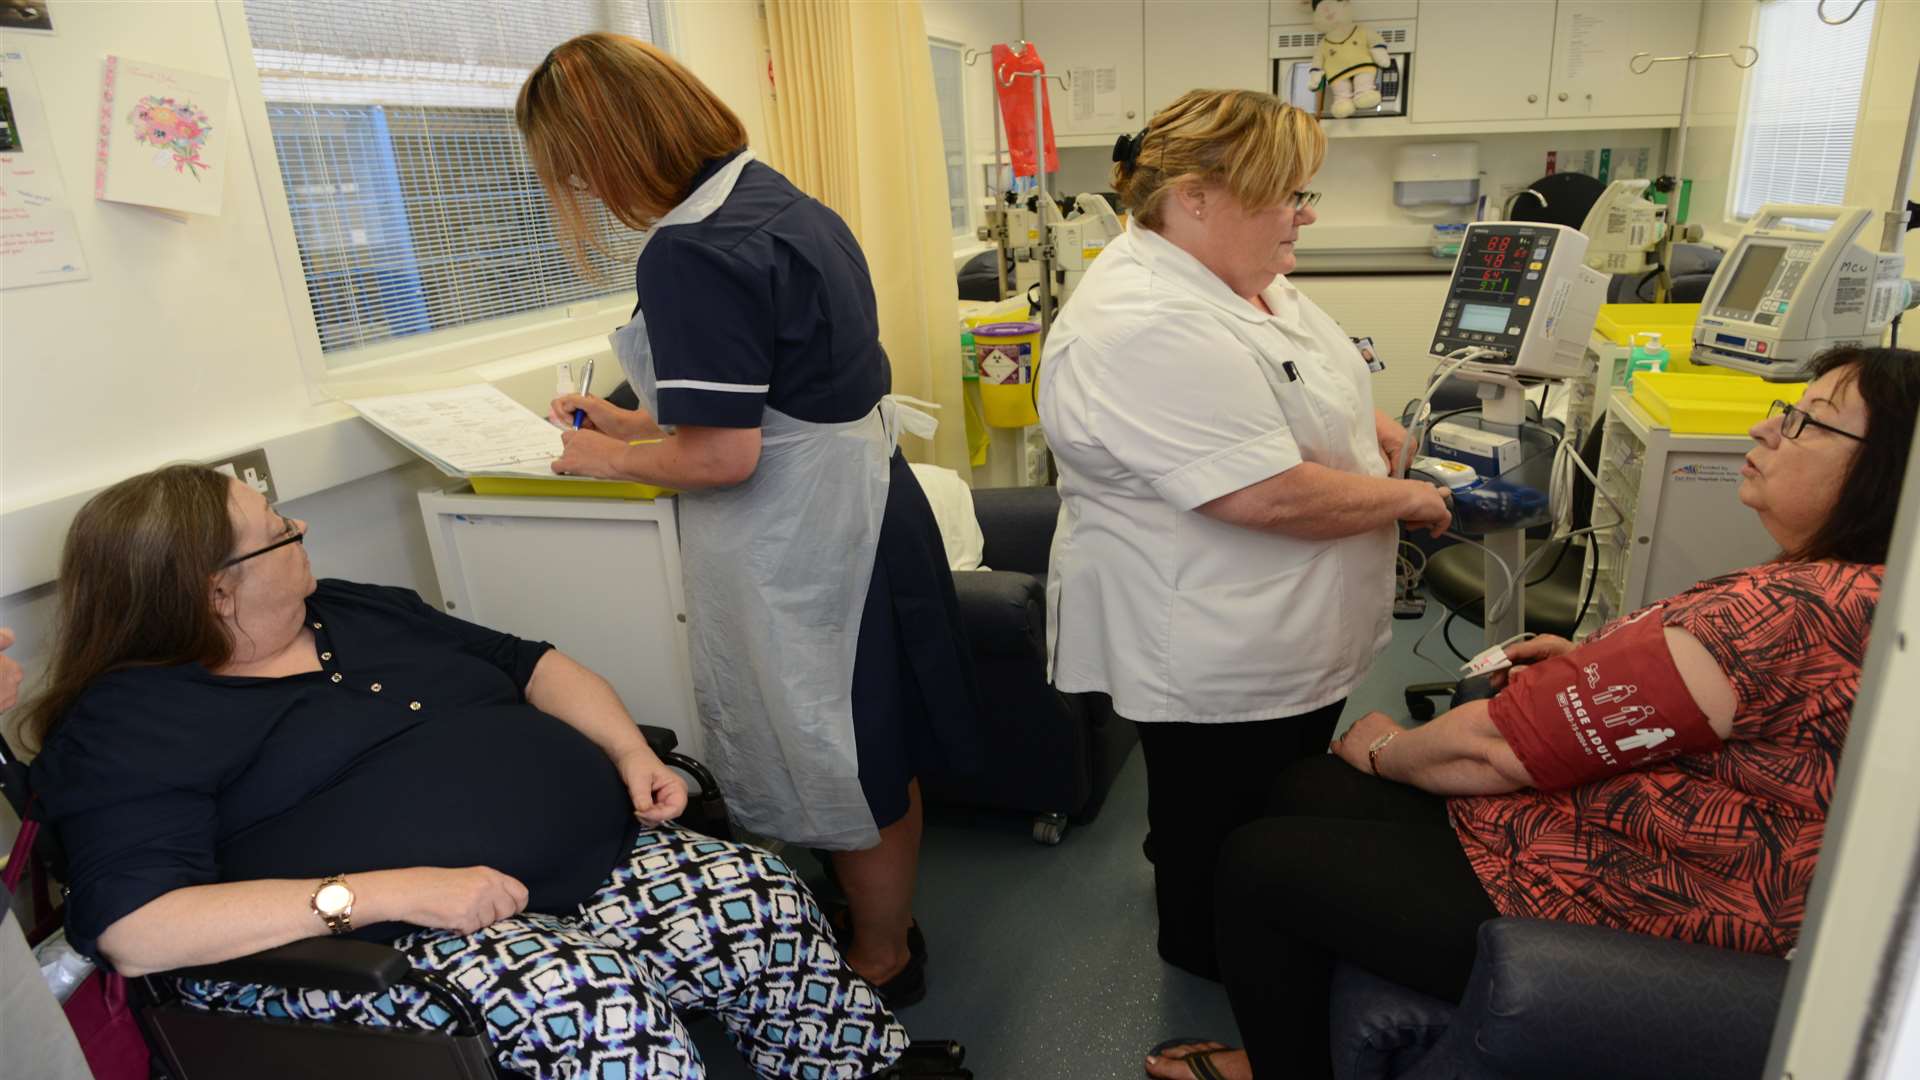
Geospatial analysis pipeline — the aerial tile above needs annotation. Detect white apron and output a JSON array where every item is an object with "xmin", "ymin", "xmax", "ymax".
[{"xmin": 609, "ymin": 151, "xmax": 932, "ymax": 850}]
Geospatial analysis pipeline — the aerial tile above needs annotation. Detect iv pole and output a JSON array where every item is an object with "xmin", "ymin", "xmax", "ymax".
[
  {"xmin": 1628, "ymin": 44, "xmax": 1759, "ymax": 301},
  {"xmin": 961, "ymin": 45, "xmax": 1009, "ymax": 302},
  {"xmin": 999, "ymin": 62, "xmax": 1070, "ymax": 339},
  {"xmin": 963, "ymin": 43, "xmax": 1069, "ymax": 336}
]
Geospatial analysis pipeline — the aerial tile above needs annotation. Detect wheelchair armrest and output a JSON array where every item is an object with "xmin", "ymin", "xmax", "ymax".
[
  {"xmin": 952, "ymin": 570, "xmax": 1045, "ymax": 657},
  {"xmin": 640, "ymin": 723, "xmax": 679, "ymax": 755},
  {"xmin": 1450, "ymin": 918, "xmax": 1787, "ymax": 1080},
  {"xmin": 169, "ymin": 937, "xmax": 412, "ymax": 994}
]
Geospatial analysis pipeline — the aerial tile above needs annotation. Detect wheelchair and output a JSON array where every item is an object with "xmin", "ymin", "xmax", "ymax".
[{"xmin": 3, "ymin": 724, "xmax": 973, "ymax": 1079}]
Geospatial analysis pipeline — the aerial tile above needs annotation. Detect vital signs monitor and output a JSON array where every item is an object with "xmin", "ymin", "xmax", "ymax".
[
  {"xmin": 1429, "ymin": 221, "xmax": 1610, "ymax": 379},
  {"xmin": 1693, "ymin": 205, "xmax": 1917, "ymax": 381}
]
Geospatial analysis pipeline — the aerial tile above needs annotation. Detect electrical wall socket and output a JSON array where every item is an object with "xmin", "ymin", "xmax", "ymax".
[{"xmin": 208, "ymin": 447, "xmax": 278, "ymax": 503}]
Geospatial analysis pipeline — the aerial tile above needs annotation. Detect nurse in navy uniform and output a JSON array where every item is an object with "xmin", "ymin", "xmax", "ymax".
[{"xmin": 517, "ymin": 33, "xmax": 978, "ymax": 1005}]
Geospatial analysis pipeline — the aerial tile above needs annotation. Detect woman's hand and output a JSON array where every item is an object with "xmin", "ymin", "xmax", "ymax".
[
  {"xmin": 615, "ymin": 746, "xmax": 689, "ymax": 827},
  {"xmin": 549, "ymin": 393, "xmax": 664, "ymax": 442},
  {"xmin": 1329, "ymin": 710, "xmax": 1402, "ymax": 775},
  {"xmin": 381, "ymin": 867, "xmax": 529, "ymax": 933},
  {"xmin": 1504, "ymin": 634, "xmax": 1575, "ymax": 666},
  {"xmin": 552, "ymin": 428, "xmax": 632, "ymax": 479},
  {"xmin": 1375, "ymin": 411, "xmax": 1410, "ymax": 475},
  {"xmin": 1396, "ymin": 480, "xmax": 1452, "ymax": 537}
]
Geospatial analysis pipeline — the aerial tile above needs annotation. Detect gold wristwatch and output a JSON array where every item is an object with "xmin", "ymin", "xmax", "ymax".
[{"xmin": 311, "ymin": 874, "xmax": 355, "ymax": 935}]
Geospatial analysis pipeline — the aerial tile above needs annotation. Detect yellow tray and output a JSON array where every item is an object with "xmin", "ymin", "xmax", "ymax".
[
  {"xmin": 1593, "ymin": 302, "xmax": 1700, "ymax": 366},
  {"xmin": 469, "ymin": 476, "xmax": 672, "ymax": 500},
  {"xmin": 1631, "ymin": 371, "xmax": 1803, "ymax": 435}
]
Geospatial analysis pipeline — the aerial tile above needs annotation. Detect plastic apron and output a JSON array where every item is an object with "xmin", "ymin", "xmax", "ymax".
[{"xmin": 608, "ymin": 151, "xmax": 936, "ymax": 850}]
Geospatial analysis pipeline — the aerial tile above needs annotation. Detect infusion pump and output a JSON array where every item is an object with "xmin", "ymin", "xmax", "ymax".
[
  {"xmin": 1694, "ymin": 205, "xmax": 1917, "ymax": 381},
  {"xmin": 1429, "ymin": 221, "xmax": 1609, "ymax": 379}
]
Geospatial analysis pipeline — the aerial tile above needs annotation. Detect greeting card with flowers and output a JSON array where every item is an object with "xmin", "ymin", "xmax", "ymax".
[{"xmin": 95, "ymin": 56, "xmax": 227, "ymax": 216}]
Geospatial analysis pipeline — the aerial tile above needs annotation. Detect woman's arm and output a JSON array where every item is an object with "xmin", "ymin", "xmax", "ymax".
[
  {"xmin": 1200, "ymin": 462, "xmax": 1451, "ymax": 540},
  {"xmin": 96, "ymin": 867, "xmax": 528, "ymax": 977},
  {"xmin": 1332, "ymin": 705, "xmax": 1534, "ymax": 796},
  {"xmin": 552, "ymin": 425, "xmax": 761, "ymax": 491},
  {"xmin": 523, "ymin": 650, "xmax": 687, "ymax": 825},
  {"xmin": 1335, "ymin": 627, "xmax": 1739, "ymax": 796}
]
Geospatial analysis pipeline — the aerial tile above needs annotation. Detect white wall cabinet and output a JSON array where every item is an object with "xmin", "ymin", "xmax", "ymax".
[
  {"xmin": 1412, "ymin": 0, "xmax": 1559, "ymax": 124},
  {"xmin": 1144, "ymin": 0, "xmax": 1269, "ymax": 119},
  {"xmin": 1015, "ymin": 0, "xmax": 1703, "ymax": 143},
  {"xmin": 1547, "ymin": 1, "xmax": 1702, "ymax": 119},
  {"xmin": 1021, "ymin": 0, "xmax": 1144, "ymax": 140},
  {"xmin": 1415, "ymin": 0, "xmax": 1700, "ymax": 126}
]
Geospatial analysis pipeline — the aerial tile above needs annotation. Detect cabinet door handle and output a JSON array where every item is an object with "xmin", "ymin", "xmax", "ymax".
[
  {"xmin": 1527, "ymin": 93, "xmax": 1539, "ymax": 103},
  {"xmin": 1558, "ymin": 92, "xmax": 1569, "ymax": 102},
  {"xmin": 1125, "ymin": 110, "xmax": 1136, "ymax": 119}
]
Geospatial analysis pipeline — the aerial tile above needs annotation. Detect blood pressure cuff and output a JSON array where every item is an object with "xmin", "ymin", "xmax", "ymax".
[{"xmin": 1487, "ymin": 614, "xmax": 1721, "ymax": 790}]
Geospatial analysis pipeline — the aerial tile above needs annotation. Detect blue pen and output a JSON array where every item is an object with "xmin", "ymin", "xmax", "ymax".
[{"xmin": 571, "ymin": 358, "xmax": 595, "ymax": 429}]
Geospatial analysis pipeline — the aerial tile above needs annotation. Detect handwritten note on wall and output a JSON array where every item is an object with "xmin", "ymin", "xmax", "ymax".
[{"xmin": 0, "ymin": 51, "xmax": 90, "ymax": 290}]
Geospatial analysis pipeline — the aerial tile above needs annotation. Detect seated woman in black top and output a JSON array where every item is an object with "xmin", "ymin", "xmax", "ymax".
[{"xmin": 22, "ymin": 465, "xmax": 909, "ymax": 1080}]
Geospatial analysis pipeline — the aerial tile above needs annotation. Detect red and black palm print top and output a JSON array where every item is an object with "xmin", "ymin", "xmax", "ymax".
[{"xmin": 1449, "ymin": 560, "xmax": 1884, "ymax": 956}]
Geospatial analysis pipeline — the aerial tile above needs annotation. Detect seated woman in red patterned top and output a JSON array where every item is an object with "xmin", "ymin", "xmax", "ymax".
[{"xmin": 1144, "ymin": 345, "xmax": 1920, "ymax": 1080}]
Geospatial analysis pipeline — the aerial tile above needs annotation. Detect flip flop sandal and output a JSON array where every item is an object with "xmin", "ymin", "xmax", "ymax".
[{"xmin": 1146, "ymin": 1037, "xmax": 1237, "ymax": 1080}]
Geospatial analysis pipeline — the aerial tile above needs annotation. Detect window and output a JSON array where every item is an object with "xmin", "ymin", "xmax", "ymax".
[
  {"xmin": 928, "ymin": 41, "xmax": 970, "ymax": 237},
  {"xmin": 1731, "ymin": 0, "xmax": 1875, "ymax": 220},
  {"xmin": 239, "ymin": 0, "xmax": 664, "ymax": 364}
]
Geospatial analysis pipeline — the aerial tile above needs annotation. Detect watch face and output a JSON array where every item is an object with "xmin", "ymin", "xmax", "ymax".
[{"xmin": 315, "ymin": 882, "xmax": 353, "ymax": 915}]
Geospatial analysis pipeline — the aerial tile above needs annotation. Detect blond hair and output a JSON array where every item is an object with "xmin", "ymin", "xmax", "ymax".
[
  {"xmin": 1112, "ymin": 90, "xmax": 1325, "ymax": 230},
  {"xmin": 516, "ymin": 33, "xmax": 748, "ymax": 269}
]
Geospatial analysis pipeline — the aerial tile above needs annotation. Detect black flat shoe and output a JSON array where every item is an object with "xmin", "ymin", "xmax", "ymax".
[
  {"xmin": 869, "ymin": 946, "xmax": 928, "ymax": 1009},
  {"xmin": 822, "ymin": 900, "xmax": 928, "ymax": 962}
]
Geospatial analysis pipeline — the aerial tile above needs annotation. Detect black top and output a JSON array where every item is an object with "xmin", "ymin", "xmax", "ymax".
[
  {"xmin": 30, "ymin": 580, "xmax": 637, "ymax": 964},
  {"xmin": 637, "ymin": 152, "xmax": 892, "ymax": 429}
]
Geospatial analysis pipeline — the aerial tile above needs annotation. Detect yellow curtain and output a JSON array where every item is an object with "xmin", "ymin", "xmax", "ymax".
[{"xmin": 762, "ymin": 0, "xmax": 971, "ymax": 474}]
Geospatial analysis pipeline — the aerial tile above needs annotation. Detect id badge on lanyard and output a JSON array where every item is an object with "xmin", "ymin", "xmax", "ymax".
[{"xmin": 1351, "ymin": 336, "xmax": 1386, "ymax": 374}]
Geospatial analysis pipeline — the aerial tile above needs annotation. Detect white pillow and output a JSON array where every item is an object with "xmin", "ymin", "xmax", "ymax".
[{"xmin": 907, "ymin": 463, "xmax": 986, "ymax": 572}]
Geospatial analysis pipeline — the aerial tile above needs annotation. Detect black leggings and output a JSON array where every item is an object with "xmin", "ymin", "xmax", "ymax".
[
  {"xmin": 1134, "ymin": 702, "xmax": 1344, "ymax": 980},
  {"xmin": 1215, "ymin": 755, "xmax": 1499, "ymax": 1080}
]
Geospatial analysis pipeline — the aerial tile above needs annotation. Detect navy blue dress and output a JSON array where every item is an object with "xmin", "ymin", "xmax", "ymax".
[
  {"xmin": 632, "ymin": 153, "xmax": 981, "ymax": 827},
  {"xmin": 30, "ymin": 581, "xmax": 636, "ymax": 960}
]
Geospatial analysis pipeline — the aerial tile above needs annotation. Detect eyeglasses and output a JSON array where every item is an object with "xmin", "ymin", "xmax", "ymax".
[
  {"xmin": 1769, "ymin": 400, "xmax": 1865, "ymax": 443},
  {"xmin": 222, "ymin": 512, "xmax": 306, "ymax": 568},
  {"xmin": 1287, "ymin": 190, "xmax": 1322, "ymax": 211}
]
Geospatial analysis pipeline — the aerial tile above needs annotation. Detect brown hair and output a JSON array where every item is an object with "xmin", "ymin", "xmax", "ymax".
[
  {"xmin": 516, "ymin": 33, "xmax": 748, "ymax": 270},
  {"xmin": 1785, "ymin": 346, "xmax": 1920, "ymax": 565},
  {"xmin": 1112, "ymin": 89, "xmax": 1326, "ymax": 230},
  {"xmin": 16, "ymin": 465, "xmax": 237, "ymax": 751}
]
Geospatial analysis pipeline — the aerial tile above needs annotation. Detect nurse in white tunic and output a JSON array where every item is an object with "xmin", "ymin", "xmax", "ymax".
[{"xmin": 1037, "ymin": 90, "xmax": 1451, "ymax": 979}]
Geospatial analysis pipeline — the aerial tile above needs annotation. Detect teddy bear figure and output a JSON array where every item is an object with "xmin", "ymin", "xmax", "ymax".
[{"xmin": 1308, "ymin": 0, "xmax": 1391, "ymax": 118}]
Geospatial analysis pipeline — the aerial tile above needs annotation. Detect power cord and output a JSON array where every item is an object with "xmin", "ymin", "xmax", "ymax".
[
  {"xmin": 1407, "ymin": 422, "xmax": 1628, "ymax": 676},
  {"xmin": 1393, "ymin": 351, "xmax": 1489, "ymax": 480}
]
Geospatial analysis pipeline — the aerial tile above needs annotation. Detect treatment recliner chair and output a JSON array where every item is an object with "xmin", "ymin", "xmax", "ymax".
[
  {"xmin": 920, "ymin": 486, "xmax": 1139, "ymax": 845},
  {"xmin": 2, "ymin": 726, "xmax": 970, "ymax": 1080},
  {"xmin": 1329, "ymin": 918, "xmax": 1788, "ymax": 1080},
  {"xmin": 1328, "ymin": 680, "xmax": 1788, "ymax": 1080}
]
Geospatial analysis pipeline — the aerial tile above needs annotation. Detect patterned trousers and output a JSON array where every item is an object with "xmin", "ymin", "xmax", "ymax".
[{"xmin": 177, "ymin": 827, "xmax": 908, "ymax": 1080}]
